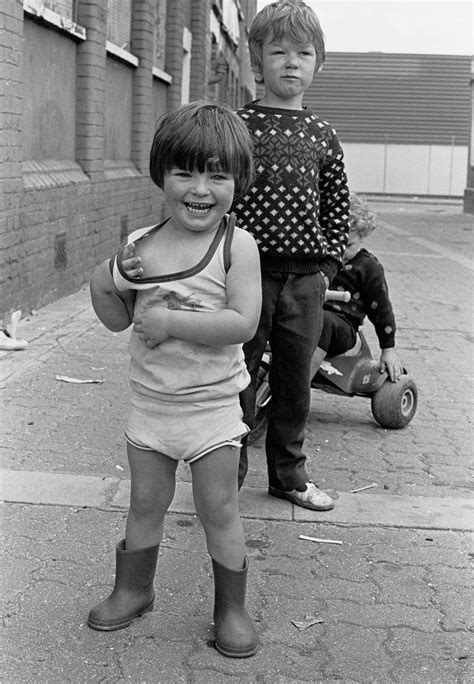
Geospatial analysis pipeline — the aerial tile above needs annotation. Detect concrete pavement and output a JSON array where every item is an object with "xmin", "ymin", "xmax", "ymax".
[{"xmin": 1, "ymin": 199, "xmax": 473, "ymax": 682}]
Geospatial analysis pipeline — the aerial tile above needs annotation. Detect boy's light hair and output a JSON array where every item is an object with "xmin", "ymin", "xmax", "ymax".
[
  {"xmin": 248, "ymin": 0, "xmax": 326, "ymax": 83},
  {"xmin": 149, "ymin": 101, "xmax": 254, "ymax": 198},
  {"xmin": 349, "ymin": 193, "xmax": 378, "ymax": 239}
]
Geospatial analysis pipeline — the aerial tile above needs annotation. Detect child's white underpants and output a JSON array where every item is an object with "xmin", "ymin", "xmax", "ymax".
[{"xmin": 125, "ymin": 390, "xmax": 248, "ymax": 463}]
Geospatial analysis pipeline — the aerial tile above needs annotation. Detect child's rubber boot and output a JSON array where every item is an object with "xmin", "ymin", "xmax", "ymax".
[
  {"xmin": 87, "ymin": 539, "xmax": 159, "ymax": 631},
  {"xmin": 212, "ymin": 557, "xmax": 259, "ymax": 657}
]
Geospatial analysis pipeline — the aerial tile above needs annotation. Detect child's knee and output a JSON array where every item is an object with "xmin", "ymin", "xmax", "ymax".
[
  {"xmin": 130, "ymin": 487, "xmax": 166, "ymax": 518},
  {"xmin": 198, "ymin": 492, "xmax": 238, "ymax": 528}
]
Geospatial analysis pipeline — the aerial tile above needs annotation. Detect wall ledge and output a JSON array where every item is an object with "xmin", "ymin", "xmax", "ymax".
[
  {"xmin": 23, "ymin": 0, "xmax": 86, "ymax": 41},
  {"xmin": 106, "ymin": 41, "xmax": 139, "ymax": 67},
  {"xmin": 23, "ymin": 160, "xmax": 89, "ymax": 189},
  {"xmin": 104, "ymin": 160, "xmax": 141, "ymax": 180},
  {"xmin": 152, "ymin": 66, "xmax": 173, "ymax": 84}
]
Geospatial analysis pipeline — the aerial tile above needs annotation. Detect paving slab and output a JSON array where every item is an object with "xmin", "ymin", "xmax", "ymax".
[{"xmin": 0, "ymin": 469, "xmax": 118, "ymax": 508}]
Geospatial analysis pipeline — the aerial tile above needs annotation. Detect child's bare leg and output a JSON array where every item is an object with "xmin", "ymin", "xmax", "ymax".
[
  {"xmin": 310, "ymin": 345, "xmax": 327, "ymax": 378},
  {"xmin": 191, "ymin": 444, "xmax": 245, "ymax": 570},
  {"xmin": 87, "ymin": 442, "xmax": 175, "ymax": 631},
  {"xmin": 125, "ymin": 443, "xmax": 178, "ymax": 550},
  {"xmin": 192, "ymin": 443, "xmax": 258, "ymax": 657}
]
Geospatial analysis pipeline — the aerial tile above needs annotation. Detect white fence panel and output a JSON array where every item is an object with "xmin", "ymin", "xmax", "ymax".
[{"xmin": 343, "ymin": 143, "xmax": 468, "ymax": 197}]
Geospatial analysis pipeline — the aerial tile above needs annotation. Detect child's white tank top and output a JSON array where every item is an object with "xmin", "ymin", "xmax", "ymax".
[{"xmin": 110, "ymin": 214, "xmax": 250, "ymax": 403}]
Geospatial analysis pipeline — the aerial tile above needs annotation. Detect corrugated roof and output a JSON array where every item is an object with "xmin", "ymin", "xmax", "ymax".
[{"xmin": 303, "ymin": 52, "xmax": 471, "ymax": 146}]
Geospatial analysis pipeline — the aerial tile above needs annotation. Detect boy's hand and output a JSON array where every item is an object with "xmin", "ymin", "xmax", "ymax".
[
  {"xmin": 379, "ymin": 348, "xmax": 403, "ymax": 382},
  {"xmin": 133, "ymin": 307, "xmax": 170, "ymax": 348},
  {"xmin": 121, "ymin": 243, "xmax": 143, "ymax": 279}
]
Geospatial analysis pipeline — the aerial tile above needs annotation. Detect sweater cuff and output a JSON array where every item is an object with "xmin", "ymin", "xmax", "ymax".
[{"xmin": 378, "ymin": 332, "xmax": 396, "ymax": 349}]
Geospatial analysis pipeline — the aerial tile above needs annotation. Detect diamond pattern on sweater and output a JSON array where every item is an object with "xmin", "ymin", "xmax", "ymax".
[{"xmin": 233, "ymin": 104, "xmax": 350, "ymax": 269}]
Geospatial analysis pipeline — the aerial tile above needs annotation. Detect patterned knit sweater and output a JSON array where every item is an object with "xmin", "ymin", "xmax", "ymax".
[
  {"xmin": 325, "ymin": 248, "xmax": 396, "ymax": 350},
  {"xmin": 232, "ymin": 102, "xmax": 350, "ymax": 280}
]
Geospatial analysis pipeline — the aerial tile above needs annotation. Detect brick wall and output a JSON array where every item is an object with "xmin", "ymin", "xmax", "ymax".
[
  {"xmin": 190, "ymin": 0, "xmax": 211, "ymax": 101},
  {"xmin": 1, "ymin": 1, "xmax": 24, "ymax": 317},
  {"xmin": 15, "ymin": 175, "xmax": 163, "ymax": 313},
  {"xmin": 164, "ymin": 0, "xmax": 184, "ymax": 110},
  {"xmin": 130, "ymin": 0, "xmax": 154, "ymax": 173},
  {"xmin": 1, "ymin": 1, "xmax": 168, "ymax": 318}
]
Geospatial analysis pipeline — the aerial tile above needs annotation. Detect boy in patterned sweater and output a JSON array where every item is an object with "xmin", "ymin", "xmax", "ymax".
[
  {"xmin": 233, "ymin": 0, "xmax": 350, "ymax": 510},
  {"xmin": 311, "ymin": 193, "xmax": 403, "ymax": 382}
]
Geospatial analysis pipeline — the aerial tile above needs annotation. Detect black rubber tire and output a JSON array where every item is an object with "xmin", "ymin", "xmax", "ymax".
[{"xmin": 371, "ymin": 375, "xmax": 418, "ymax": 429}]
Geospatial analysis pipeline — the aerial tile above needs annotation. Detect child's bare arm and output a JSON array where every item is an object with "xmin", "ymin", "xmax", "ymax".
[
  {"xmin": 90, "ymin": 259, "xmax": 135, "ymax": 332},
  {"xmin": 133, "ymin": 230, "xmax": 261, "ymax": 347}
]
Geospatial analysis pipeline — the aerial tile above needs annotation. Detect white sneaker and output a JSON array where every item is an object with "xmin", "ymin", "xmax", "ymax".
[{"xmin": 269, "ymin": 481, "xmax": 335, "ymax": 511}]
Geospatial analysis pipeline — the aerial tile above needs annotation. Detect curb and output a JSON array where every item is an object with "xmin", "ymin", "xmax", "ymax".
[{"xmin": 2, "ymin": 469, "xmax": 472, "ymax": 531}]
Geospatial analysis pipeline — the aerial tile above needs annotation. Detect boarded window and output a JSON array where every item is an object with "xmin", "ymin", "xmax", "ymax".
[{"xmin": 107, "ymin": 0, "xmax": 132, "ymax": 49}]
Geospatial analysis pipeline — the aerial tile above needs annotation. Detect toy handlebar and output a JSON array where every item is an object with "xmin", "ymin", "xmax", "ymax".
[{"xmin": 325, "ymin": 289, "xmax": 351, "ymax": 303}]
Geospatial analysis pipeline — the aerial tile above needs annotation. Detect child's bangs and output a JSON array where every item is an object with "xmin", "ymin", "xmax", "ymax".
[{"xmin": 169, "ymin": 129, "xmax": 243, "ymax": 180}]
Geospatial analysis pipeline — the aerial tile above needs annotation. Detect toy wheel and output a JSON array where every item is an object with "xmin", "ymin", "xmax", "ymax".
[
  {"xmin": 371, "ymin": 375, "xmax": 417, "ymax": 429},
  {"xmin": 248, "ymin": 368, "xmax": 271, "ymax": 445}
]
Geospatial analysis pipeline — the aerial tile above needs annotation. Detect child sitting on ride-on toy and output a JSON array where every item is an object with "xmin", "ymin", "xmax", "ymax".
[{"xmin": 311, "ymin": 193, "xmax": 403, "ymax": 383}]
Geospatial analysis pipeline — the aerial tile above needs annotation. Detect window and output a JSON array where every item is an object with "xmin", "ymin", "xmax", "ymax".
[{"xmin": 107, "ymin": 0, "xmax": 131, "ymax": 49}]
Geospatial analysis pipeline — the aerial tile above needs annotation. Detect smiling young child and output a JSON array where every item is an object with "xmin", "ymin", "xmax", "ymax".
[
  {"xmin": 233, "ymin": 0, "xmax": 350, "ymax": 508},
  {"xmin": 88, "ymin": 102, "xmax": 261, "ymax": 658}
]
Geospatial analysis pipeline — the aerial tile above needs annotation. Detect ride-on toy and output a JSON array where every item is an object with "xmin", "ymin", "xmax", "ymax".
[{"xmin": 249, "ymin": 291, "xmax": 418, "ymax": 444}]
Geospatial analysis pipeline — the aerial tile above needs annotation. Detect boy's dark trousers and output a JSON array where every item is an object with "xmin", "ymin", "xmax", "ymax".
[{"xmin": 239, "ymin": 271, "xmax": 326, "ymax": 491}]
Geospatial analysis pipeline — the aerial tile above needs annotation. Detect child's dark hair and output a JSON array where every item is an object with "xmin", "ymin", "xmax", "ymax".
[
  {"xmin": 149, "ymin": 101, "xmax": 254, "ymax": 198},
  {"xmin": 249, "ymin": 0, "xmax": 326, "ymax": 82}
]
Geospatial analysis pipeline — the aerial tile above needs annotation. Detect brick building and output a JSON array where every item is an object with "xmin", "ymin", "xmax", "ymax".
[{"xmin": 1, "ymin": 0, "xmax": 257, "ymax": 316}]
